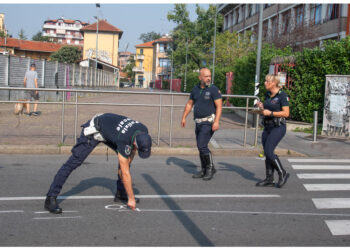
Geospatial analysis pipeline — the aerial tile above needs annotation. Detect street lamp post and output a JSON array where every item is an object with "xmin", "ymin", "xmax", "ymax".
[{"xmin": 94, "ymin": 3, "xmax": 100, "ymax": 69}]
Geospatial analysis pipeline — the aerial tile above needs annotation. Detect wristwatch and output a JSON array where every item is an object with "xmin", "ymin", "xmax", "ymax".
[{"xmin": 270, "ymin": 111, "xmax": 274, "ymax": 117}]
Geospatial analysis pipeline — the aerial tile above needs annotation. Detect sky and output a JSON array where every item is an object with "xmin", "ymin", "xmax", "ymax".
[{"xmin": 0, "ymin": 3, "xmax": 209, "ymax": 53}]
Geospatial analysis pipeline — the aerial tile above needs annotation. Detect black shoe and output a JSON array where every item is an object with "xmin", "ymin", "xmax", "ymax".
[
  {"xmin": 202, "ymin": 153, "xmax": 216, "ymax": 181},
  {"xmin": 276, "ymin": 172, "xmax": 290, "ymax": 188},
  {"xmin": 44, "ymin": 196, "xmax": 62, "ymax": 214},
  {"xmin": 114, "ymin": 190, "xmax": 140, "ymax": 203},
  {"xmin": 24, "ymin": 112, "xmax": 31, "ymax": 116},
  {"xmin": 31, "ymin": 111, "xmax": 39, "ymax": 116},
  {"xmin": 193, "ymin": 154, "xmax": 207, "ymax": 178},
  {"xmin": 256, "ymin": 178, "xmax": 275, "ymax": 187}
]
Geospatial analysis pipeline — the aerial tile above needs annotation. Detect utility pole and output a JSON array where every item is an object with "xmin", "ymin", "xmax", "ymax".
[
  {"xmin": 95, "ymin": 3, "xmax": 100, "ymax": 69},
  {"xmin": 212, "ymin": 4, "xmax": 218, "ymax": 84},
  {"xmin": 254, "ymin": 4, "xmax": 263, "ymax": 105},
  {"xmin": 184, "ymin": 39, "xmax": 188, "ymax": 92}
]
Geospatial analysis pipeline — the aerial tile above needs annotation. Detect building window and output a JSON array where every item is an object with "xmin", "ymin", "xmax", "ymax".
[
  {"xmin": 139, "ymin": 61, "xmax": 143, "ymax": 68},
  {"xmin": 224, "ymin": 15, "xmax": 229, "ymax": 29},
  {"xmin": 262, "ymin": 21, "xmax": 268, "ymax": 39},
  {"xmin": 271, "ymin": 16, "xmax": 278, "ymax": 38},
  {"xmin": 50, "ymin": 30, "xmax": 54, "ymax": 34},
  {"xmin": 247, "ymin": 4, "xmax": 253, "ymax": 18},
  {"xmin": 140, "ymin": 48, "xmax": 144, "ymax": 55},
  {"xmin": 235, "ymin": 9, "xmax": 239, "ymax": 24},
  {"xmin": 67, "ymin": 40, "xmax": 71, "ymax": 44},
  {"xmin": 159, "ymin": 58, "xmax": 170, "ymax": 68},
  {"xmin": 264, "ymin": 4, "xmax": 271, "ymax": 9},
  {"xmin": 159, "ymin": 43, "xmax": 167, "ymax": 53},
  {"xmin": 241, "ymin": 5, "xmax": 246, "ymax": 21},
  {"xmin": 327, "ymin": 4, "xmax": 340, "ymax": 21},
  {"xmin": 282, "ymin": 10, "xmax": 291, "ymax": 34},
  {"xmin": 295, "ymin": 5, "xmax": 304, "ymax": 27},
  {"xmin": 310, "ymin": 4, "xmax": 322, "ymax": 25},
  {"xmin": 75, "ymin": 40, "xmax": 79, "ymax": 45}
]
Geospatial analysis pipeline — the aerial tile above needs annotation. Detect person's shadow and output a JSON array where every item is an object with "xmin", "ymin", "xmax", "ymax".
[
  {"xmin": 58, "ymin": 177, "xmax": 140, "ymax": 204},
  {"xmin": 166, "ymin": 157, "xmax": 198, "ymax": 175},
  {"xmin": 218, "ymin": 162, "xmax": 261, "ymax": 183}
]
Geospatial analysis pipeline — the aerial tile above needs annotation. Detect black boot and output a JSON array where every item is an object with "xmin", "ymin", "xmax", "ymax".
[
  {"xmin": 114, "ymin": 189, "xmax": 140, "ymax": 203},
  {"xmin": 192, "ymin": 154, "xmax": 206, "ymax": 178},
  {"xmin": 256, "ymin": 159, "xmax": 275, "ymax": 187},
  {"xmin": 203, "ymin": 152, "xmax": 216, "ymax": 181},
  {"xmin": 44, "ymin": 196, "xmax": 62, "ymax": 214},
  {"xmin": 272, "ymin": 156, "xmax": 290, "ymax": 188}
]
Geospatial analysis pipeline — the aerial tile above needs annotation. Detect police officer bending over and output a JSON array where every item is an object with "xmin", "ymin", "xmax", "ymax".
[
  {"xmin": 44, "ymin": 113, "xmax": 152, "ymax": 213},
  {"xmin": 181, "ymin": 68, "xmax": 222, "ymax": 180},
  {"xmin": 256, "ymin": 74, "xmax": 290, "ymax": 188}
]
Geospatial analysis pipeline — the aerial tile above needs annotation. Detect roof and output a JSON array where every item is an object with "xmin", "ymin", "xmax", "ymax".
[
  {"xmin": 0, "ymin": 37, "xmax": 65, "ymax": 52},
  {"xmin": 81, "ymin": 20, "xmax": 123, "ymax": 38},
  {"xmin": 152, "ymin": 37, "xmax": 172, "ymax": 44},
  {"xmin": 44, "ymin": 18, "xmax": 89, "ymax": 26},
  {"xmin": 135, "ymin": 41, "xmax": 154, "ymax": 48}
]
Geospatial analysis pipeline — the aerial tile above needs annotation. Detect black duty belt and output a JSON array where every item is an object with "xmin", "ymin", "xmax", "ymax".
[{"xmin": 263, "ymin": 117, "xmax": 286, "ymax": 127}]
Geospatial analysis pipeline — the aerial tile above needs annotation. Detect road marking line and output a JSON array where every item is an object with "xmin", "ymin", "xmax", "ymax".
[
  {"xmin": 0, "ymin": 210, "xmax": 24, "ymax": 213},
  {"xmin": 115, "ymin": 208, "xmax": 350, "ymax": 217},
  {"xmin": 210, "ymin": 138, "xmax": 220, "ymax": 149},
  {"xmin": 34, "ymin": 210, "xmax": 78, "ymax": 214},
  {"xmin": 289, "ymin": 159, "xmax": 350, "ymax": 163},
  {"xmin": 304, "ymin": 184, "xmax": 350, "ymax": 191},
  {"xmin": 297, "ymin": 173, "xmax": 350, "ymax": 179},
  {"xmin": 33, "ymin": 216, "xmax": 82, "ymax": 220},
  {"xmin": 0, "ymin": 194, "xmax": 281, "ymax": 201},
  {"xmin": 292, "ymin": 165, "xmax": 350, "ymax": 170},
  {"xmin": 313, "ymin": 198, "xmax": 350, "ymax": 209},
  {"xmin": 325, "ymin": 220, "xmax": 350, "ymax": 236}
]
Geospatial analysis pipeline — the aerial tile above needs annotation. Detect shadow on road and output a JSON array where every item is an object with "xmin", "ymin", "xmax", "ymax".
[
  {"xmin": 142, "ymin": 174, "xmax": 214, "ymax": 246},
  {"xmin": 166, "ymin": 157, "xmax": 198, "ymax": 175},
  {"xmin": 218, "ymin": 162, "xmax": 260, "ymax": 182}
]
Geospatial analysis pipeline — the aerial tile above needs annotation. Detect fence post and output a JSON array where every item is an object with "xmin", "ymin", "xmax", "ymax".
[
  {"xmin": 157, "ymin": 95, "xmax": 162, "ymax": 146},
  {"xmin": 42, "ymin": 59, "xmax": 45, "ymax": 88},
  {"xmin": 169, "ymin": 94, "xmax": 174, "ymax": 147},
  {"xmin": 243, "ymin": 98, "xmax": 249, "ymax": 147},
  {"xmin": 313, "ymin": 110, "xmax": 318, "ymax": 142},
  {"xmin": 254, "ymin": 113, "xmax": 259, "ymax": 146},
  {"xmin": 74, "ymin": 91, "xmax": 78, "ymax": 144},
  {"xmin": 72, "ymin": 64, "xmax": 75, "ymax": 87},
  {"xmin": 61, "ymin": 90, "xmax": 65, "ymax": 144}
]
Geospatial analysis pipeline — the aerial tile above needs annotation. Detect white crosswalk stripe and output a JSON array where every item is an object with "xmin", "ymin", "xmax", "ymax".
[{"xmin": 290, "ymin": 158, "xmax": 350, "ymax": 236}]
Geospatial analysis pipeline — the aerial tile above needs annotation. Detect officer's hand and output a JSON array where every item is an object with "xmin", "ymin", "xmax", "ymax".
[
  {"xmin": 127, "ymin": 198, "xmax": 136, "ymax": 211},
  {"xmin": 256, "ymin": 102, "xmax": 264, "ymax": 110},
  {"xmin": 262, "ymin": 109, "xmax": 271, "ymax": 116},
  {"xmin": 181, "ymin": 119, "xmax": 186, "ymax": 128},
  {"xmin": 212, "ymin": 121, "xmax": 219, "ymax": 131}
]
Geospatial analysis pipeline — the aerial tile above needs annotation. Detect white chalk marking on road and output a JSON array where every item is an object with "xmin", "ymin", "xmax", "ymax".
[
  {"xmin": 297, "ymin": 173, "xmax": 350, "ymax": 179},
  {"xmin": 0, "ymin": 194, "xmax": 281, "ymax": 201},
  {"xmin": 325, "ymin": 220, "xmax": 350, "ymax": 236},
  {"xmin": 289, "ymin": 159, "xmax": 350, "ymax": 163},
  {"xmin": 313, "ymin": 198, "xmax": 350, "ymax": 209},
  {"xmin": 292, "ymin": 165, "xmax": 350, "ymax": 170},
  {"xmin": 33, "ymin": 216, "xmax": 82, "ymax": 220},
  {"xmin": 304, "ymin": 184, "xmax": 350, "ymax": 191},
  {"xmin": 113, "ymin": 208, "xmax": 350, "ymax": 217},
  {"xmin": 0, "ymin": 210, "xmax": 24, "ymax": 213},
  {"xmin": 34, "ymin": 210, "xmax": 78, "ymax": 214},
  {"xmin": 210, "ymin": 138, "xmax": 220, "ymax": 149}
]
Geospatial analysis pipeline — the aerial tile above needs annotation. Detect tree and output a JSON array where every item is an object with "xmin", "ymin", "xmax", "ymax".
[
  {"xmin": 122, "ymin": 56, "xmax": 136, "ymax": 82},
  {"xmin": 18, "ymin": 29, "xmax": 27, "ymax": 40},
  {"xmin": 50, "ymin": 46, "xmax": 82, "ymax": 64},
  {"xmin": 139, "ymin": 31, "xmax": 161, "ymax": 43},
  {"xmin": 32, "ymin": 31, "xmax": 51, "ymax": 42}
]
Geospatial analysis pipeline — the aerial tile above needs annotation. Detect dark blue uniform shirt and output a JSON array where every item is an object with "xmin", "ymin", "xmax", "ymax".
[
  {"xmin": 190, "ymin": 83, "xmax": 222, "ymax": 119},
  {"xmin": 96, "ymin": 113, "xmax": 148, "ymax": 159},
  {"xmin": 263, "ymin": 89, "xmax": 289, "ymax": 116}
]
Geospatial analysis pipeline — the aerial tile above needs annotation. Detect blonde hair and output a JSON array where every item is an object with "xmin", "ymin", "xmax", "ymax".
[{"xmin": 265, "ymin": 74, "xmax": 280, "ymax": 87}]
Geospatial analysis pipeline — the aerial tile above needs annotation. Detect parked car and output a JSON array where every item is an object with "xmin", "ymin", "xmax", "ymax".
[{"xmin": 120, "ymin": 82, "xmax": 131, "ymax": 88}]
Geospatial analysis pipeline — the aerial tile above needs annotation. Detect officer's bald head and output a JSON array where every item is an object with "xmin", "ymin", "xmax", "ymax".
[{"xmin": 199, "ymin": 68, "xmax": 211, "ymax": 86}]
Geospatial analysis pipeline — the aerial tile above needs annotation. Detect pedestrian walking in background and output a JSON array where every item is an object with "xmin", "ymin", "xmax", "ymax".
[
  {"xmin": 256, "ymin": 74, "xmax": 290, "ymax": 188},
  {"xmin": 44, "ymin": 113, "xmax": 152, "ymax": 213},
  {"xmin": 181, "ymin": 68, "xmax": 222, "ymax": 181},
  {"xmin": 23, "ymin": 63, "xmax": 40, "ymax": 116}
]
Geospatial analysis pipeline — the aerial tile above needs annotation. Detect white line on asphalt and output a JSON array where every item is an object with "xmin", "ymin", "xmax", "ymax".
[
  {"xmin": 325, "ymin": 220, "xmax": 350, "ymax": 236},
  {"xmin": 313, "ymin": 198, "xmax": 350, "ymax": 209},
  {"xmin": 0, "ymin": 194, "xmax": 281, "ymax": 201},
  {"xmin": 297, "ymin": 173, "xmax": 350, "ymax": 179},
  {"xmin": 33, "ymin": 216, "xmax": 82, "ymax": 220},
  {"xmin": 304, "ymin": 184, "xmax": 350, "ymax": 191},
  {"xmin": 0, "ymin": 210, "xmax": 24, "ymax": 213},
  {"xmin": 34, "ymin": 211, "xmax": 79, "ymax": 214},
  {"xmin": 116, "ymin": 208, "xmax": 350, "ymax": 217},
  {"xmin": 288, "ymin": 159, "xmax": 350, "ymax": 163},
  {"xmin": 292, "ymin": 165, "xmax": 350, "ymax": 170},
  {"xmin": 210, "ymin": 138, "xmax": 220, "ymax": 149}
]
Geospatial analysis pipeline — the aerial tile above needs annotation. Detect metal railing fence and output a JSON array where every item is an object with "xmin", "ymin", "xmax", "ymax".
[{"xmin": 0, "ymin": 87, "xmax": 260, "ymax": 147}]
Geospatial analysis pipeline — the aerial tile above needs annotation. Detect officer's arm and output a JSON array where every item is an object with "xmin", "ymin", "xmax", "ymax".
[
  {"xmin": 23, "ymin": 76, "xmax": 27, "ymax": 87},
  {"xmin": 118, "ymin": 153, "xmax": 136, "ymax": 210},
  {"xmin": 271, "ymin": 106, "xmax": 289, "ymax": 118},
  {"xmin": 181, "ymin": 99, "xmax": 194, "ymax": 128},
  {"xmin": 212, "ymin": 98, "xmax": 222, "ymax": 131}
]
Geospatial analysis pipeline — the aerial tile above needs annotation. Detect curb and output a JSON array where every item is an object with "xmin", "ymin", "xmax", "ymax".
[{"xmin": 0, "ymin": 145, "xmax": 307, "ymax": 157}]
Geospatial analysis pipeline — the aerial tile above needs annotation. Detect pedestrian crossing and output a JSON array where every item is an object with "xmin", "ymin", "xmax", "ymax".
[{"xmin": 288, "ymin": 158, "xmax": 350, "ymax": 236}]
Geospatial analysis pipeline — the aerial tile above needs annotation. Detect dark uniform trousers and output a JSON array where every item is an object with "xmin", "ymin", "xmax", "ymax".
[
  {"xmin": 261, "ymin": 124, "xmax": 286, "ymax": 162},
  {"xmin": 47, "ymin": 121, "xmax": 100, "ymax": 197},
  {"xmin": 195, "ymin": 121, "xmax": 214, "ymax": 155}
]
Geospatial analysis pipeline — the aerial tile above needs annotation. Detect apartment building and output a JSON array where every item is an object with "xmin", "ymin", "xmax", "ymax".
[
  {"xmin": 152, "ymin": 35, "xmax": 172, "ymax": 82},
  {"xmin": 118, "ymin": 51, "xmax": 133, "ymax": 70},
  {"xmin": 42, "ymin": 18, "xmax": 89, "ymax": 45},
  {"xmin": 218, "ymin": 4, "xmax": 349, "ymax": 49},
  {"xmin": 133, "ymin": 41, "xmax": 153, "ymax": 88},
  {"xmin": 0, "ymin": 13, "xmax": 6, "ymax": 35}
]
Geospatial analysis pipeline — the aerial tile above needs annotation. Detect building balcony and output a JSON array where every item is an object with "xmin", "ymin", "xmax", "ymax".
[
  {"xmin": 43, "ymin": 24, "xmax": 81, "ymax": 31},
  {"xmin": 135, "ymin": 54, "xmax": 144, "ymax": 60},
  {"xmin": 132, "ymin": 66, "xmax": 144, "ymax": 73}
]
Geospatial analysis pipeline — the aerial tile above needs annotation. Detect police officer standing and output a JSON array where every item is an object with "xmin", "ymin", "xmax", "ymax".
[
  {"xmin": 256, "ymin": 74, "xmax": 290, "ymax": 188},
  {"xmin": 181, "ymin": 68, "xmax": 222, "ymax": 180},
  {"xmin": 44, "ymin": 113, "xmax": 152, "ymax": 213}
]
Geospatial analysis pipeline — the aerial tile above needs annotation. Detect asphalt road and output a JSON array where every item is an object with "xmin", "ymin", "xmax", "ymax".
[{"xmin": 1, "ymin": 155, "xmax": 350, "ymax": 246}]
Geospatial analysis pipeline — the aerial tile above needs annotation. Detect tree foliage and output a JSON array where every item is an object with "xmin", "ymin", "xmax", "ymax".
[
  {"xmin": 139, "ymin": 31, "xmax": 162, "ymax": 43},
  {"xmin": 32, "ymin": 31, "xmax": 51, "ymax": 42},
  {"xmin": 50, "ymin": 46, "xmax": 82, "ymax": 64},
  {"xmin": 122, "ymin": 56, "xmax": 136, "ymax": 82},
  {"xmin": 18, "ymin": 29, "xmax": 27, "ymax": 40}
]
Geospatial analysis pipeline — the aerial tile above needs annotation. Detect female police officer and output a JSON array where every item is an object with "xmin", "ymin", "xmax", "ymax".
[{"xmin": 256, "ymin": 74, "xmax": 290, "ymax": 188}]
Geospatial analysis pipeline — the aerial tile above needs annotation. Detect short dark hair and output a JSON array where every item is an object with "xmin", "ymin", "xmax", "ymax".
[{"xmin": 30, "ymin": 63, "xmax": 36, "ymax": 68}]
